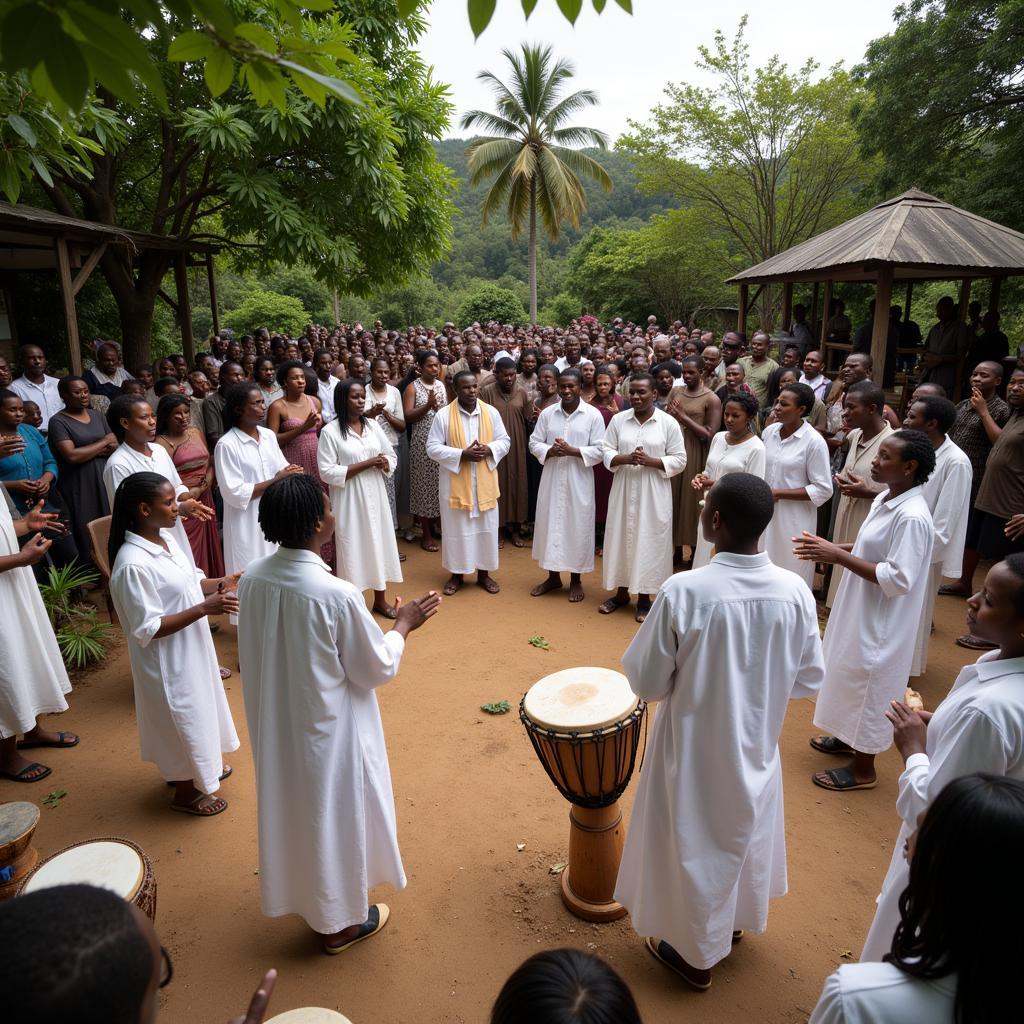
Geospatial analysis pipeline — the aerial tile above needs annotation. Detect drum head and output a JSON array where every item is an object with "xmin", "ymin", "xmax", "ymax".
[
  {"xmin": 265, "ymin": 1011, "xmax": 353, "ymax": 1024},
  {"xmin": 24, "ymin": 840, "xmax": 144, "ymax": 902},
  {"xmin": 0, "ymin": 802, "xmax": 39, "ymax": 845},
  {"xmin": 523, "ymin": 667, "xmax": 637, "ymax": 732}
]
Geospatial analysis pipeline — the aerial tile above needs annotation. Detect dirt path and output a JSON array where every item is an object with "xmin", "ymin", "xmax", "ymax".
[{"xmin": 6, "ymin": 545, "xmax": 978, "ymax": 1023}]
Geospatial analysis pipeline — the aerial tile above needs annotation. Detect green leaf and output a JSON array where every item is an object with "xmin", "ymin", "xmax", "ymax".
[
  {"xmin": 556, "ymin": 0, "xmax": 583, "ymax": 22},
  {"xmin": 187, "ymin": 0, "xmax": 237, "ymax": 35},
  {"xmin": 0, "ymin": 155, "xmax": 21, "ymax": 203},
  {"xmin": 41, "ymin": 28, "xmax": 91, "ymax": 109},
  {"xmin": 396, "ymin": 0, "xmax": 419, "ymax": 15},
  {"xmin": 278, "ymin": 59, "xmax": 363, "ymax": 106},
  {"xmin": 613, "ymin": 0, "xmax": 632, "ymax": 10},
  {"xmin": 286, "ymin": 68, "xmax": 327, "ymax": 106},
  {"xmin": 592, "ymin": 0, "xmax": 606, "ymax": 11},
  {"xmin": 79, "ymin": 42, "xmax": 141, "ymax": 107},
  {"xmin": 6, "ymin": 114, "xmax": 36, "ymax": 147},
  {"xmin": 315, "ymin": 41, "xmax": 358, "ymax": 64},
  {"xmin": 234, "ymin": 22, "xmax": 279, "ymax": 53},
  {"xmin": 298, "ymin": 0, "xmax": 335, "ymax": 9},
  {"xmin": 0, "ymin": 5, "xmax": 62, "ymax": 70},
  {"xmin": 167, "ymin": 30, "xmax": 216, "ymax": 62},
  {"xmin": 522, "ymin": 0, "xmax": 539, "ymax": 14},
  {"xmin": 29, "ymin": 154, "xmax": 53, "ymax": 187},
  {"xmin": 468, "ymin": 0, "xmax": 497, "ymax": 38},
  {"xmin": 205, "ymin": 47, "xmax": 234, "ymax": 97}
]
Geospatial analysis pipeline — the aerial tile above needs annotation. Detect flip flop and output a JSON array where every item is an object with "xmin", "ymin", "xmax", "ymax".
[
  {"xmin": 170, "ymin": 793, "xmax": 228, "ymax": 816},
  {"xmin": 937, "ymin": 584, "xmax": 970, "ymax": 597},
  {"xmin": 442, "ymin": 579, "xmax": 461, "ymax": 596},
  {"xmin": 324, "ymin": 904, "xmax": 390, "ymax": 955},
  {"xmin": 644, "ymin": 936, "xmax": 711, "ymax": 991},
  {"xmin": 17, "ymin": 731, "xmax": 79, "ymax": 750},
  {"xmin": 167, "ymin": 765, "xmax": 232, "ymax": 787},
  {"xmin": 809, "ymin": 735, "xmax": 854, "ymax": 755},
  {"xmin": 219, "ymin": 667, "xmax": 232, "ymax": 679},
  {"xmin": 955, "ymin": 633, "xmax": 998, "ymax": 650},
  {"xmin": 373, "ymin": 605, "xmax": 398, "ymax": 620},
  {"xmin": 477, "ymin": 577, "xmax": 500, "ymax": 594},
  {"xmin": 812, "ymin": 767, "xmax": 877, "ymax": 792},
  {"xmin": 0, "ymin": 762, "xmax": 51, "ymax": 783}
]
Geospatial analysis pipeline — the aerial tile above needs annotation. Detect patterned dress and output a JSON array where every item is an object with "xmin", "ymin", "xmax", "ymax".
[
  {"xmin": 280, "ymin": 399, "xmax": 335, "ymax": 567},
  {"xmin": 165, "ymin": 429, "xmax": 225, "ymax": 578},
  {"xmin": 408, "ymin": 378, "xmax": 447, "ymax": 519}
]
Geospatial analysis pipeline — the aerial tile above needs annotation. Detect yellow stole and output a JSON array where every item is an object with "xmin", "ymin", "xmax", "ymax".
[{"xmin": 446, "ymin": 400, "xmax": 500, "ymax": 512}]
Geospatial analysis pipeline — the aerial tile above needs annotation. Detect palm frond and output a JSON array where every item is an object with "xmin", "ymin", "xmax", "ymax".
[
  {"xmin": 543, "ymin": 90, "xmax": 603, "ymax": 133},
  {"xmin": 479, "ymin": 159, "xmax": 517, "ymax": 227},
  {"xmin": 466, "ymin": 137, "xmax": 523, "ymax": 183},
  {"xmin": 535, "ymin": 56, "xmax": 577, "ymax": 119},
  {"xmin": 548, "ymin": 145, "xmax": 614, "ymax": 191},
  {"xmin": 506, "ymin": 175, "xmax": 532, "ymax": 239},
  {"xmin": 460, "ymin": 109, "xmax": 523, "ymax": 138},
  {"xmin": 512, "ymin": 144, "xmax": 539, "ymax": 181},
  {"xmin": 536, "ymin": 146, "xmax": 587, "ymax": 237},
  {"xmin": 474, "ymin": 70, "xmax": 530, "ymax": 126}
]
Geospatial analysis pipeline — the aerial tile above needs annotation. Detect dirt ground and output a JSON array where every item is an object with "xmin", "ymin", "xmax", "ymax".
[{"xmin": 6, "ymin": 544, "xmax": 980, "ymax": 1023}]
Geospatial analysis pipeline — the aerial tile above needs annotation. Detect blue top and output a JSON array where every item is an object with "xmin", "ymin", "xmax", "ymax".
[{"xmin": 0, "ymin": 423, "xmax": 59, "ymax": 514}]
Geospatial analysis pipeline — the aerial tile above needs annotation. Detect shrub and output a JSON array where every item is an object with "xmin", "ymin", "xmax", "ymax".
[
  {"xmin": 455, "ymin": 283, "xmax": 529, "ymax": 327},
  {"xmin": 224, "ymin": 289, "xmax": 310, "ymax": 337},
  {"xmin": 39, "ymin": 561, "xmax": 113, "ymax": 671}
]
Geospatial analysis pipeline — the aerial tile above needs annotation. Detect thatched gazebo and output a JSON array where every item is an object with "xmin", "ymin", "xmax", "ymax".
[{"xmin": 726, "ymin": 189, "xmax": 1024, "ymax": 398}]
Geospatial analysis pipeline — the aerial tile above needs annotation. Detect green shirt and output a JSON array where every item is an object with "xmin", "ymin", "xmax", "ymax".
[{"xmin": 737, "ymin": 355, "xmax": 779, "ymax": 407}]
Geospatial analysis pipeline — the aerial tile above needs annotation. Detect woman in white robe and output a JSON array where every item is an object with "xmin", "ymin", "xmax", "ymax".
[
  {"xmin": 108, "ymin": 471, "xmax": 239, "ymax": 815},
  {"xmin": 0, "ymin": 493, "xmax": 75, "ymax": 783},
  {"xmin": 797, "ymin": 430, "xmax": 935, "ymax": 792},
  {"xmin": 317, "ymin": 379, "xmax": 402, "ymax": 616},
  {"xmin": 762, "ymin": 383, "xmax": 833, "ymax": 588}
]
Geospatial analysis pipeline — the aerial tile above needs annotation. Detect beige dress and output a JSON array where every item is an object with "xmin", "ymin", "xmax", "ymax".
[{"xmin": 671, "ymin": 387, "xmax": 718, "ymax": 548}]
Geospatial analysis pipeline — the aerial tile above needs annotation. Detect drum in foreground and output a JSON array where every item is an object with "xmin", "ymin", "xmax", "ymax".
[
  {"xmin": 521, "ymin": 667, "xmax": 646, "ymax": 922},
  {"xmin": 266, "ymin": 1010, "xmax": 353, "ymax": 1024},
  {"xmin": 0, "ymin": 802, "xmax": 40, "ymax": 902},
  {"xmin": 17, "ymin": 837, "xmax": 157, "ymax": 920}
]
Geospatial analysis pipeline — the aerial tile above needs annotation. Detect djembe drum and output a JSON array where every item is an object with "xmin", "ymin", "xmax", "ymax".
[
  {"xmin": 266, "ymin": 1011, "xmax": 353, "ymax": 1024},
  {"xmin": 521, "ymin": 667, "xmax": 646, "ymax": 922},
  {"xmin": 0, "ymin": 802, "xmax": 41, "ymax": 902}
]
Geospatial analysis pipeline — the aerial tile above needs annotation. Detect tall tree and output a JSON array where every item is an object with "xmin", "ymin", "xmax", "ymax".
[{"xmin": 460, "ymin": 43, "xmax": 612, "ymax": 323}]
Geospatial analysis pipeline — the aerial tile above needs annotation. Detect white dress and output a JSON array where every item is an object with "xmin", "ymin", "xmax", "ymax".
[
  {"xmin": 316, "ymin": 418, "xmax": 402, "ymax": 593},
  {"xmin": 910, "ymin": 436, "xmax": 972, "ymax": 676},
  {"xmin": 110, "ymin": 530, "xmax": 238, "ymax": 793},
  {"xmin": 691, "ymin": 432, "xmax": 767, "ymax": 569},
  {"xmin": 761, "ymin": 421, "xmax": 833, "ymax": 588},
  {"xmin": 860, "ymin": 651, "xmax": 1024, "ymax": 962},
  {"xmin": 0, "ymin": 497, "xmax": 71, "ymax": 738},
  {"xmin": 614, "ymin": 552, "xmax": 824, "ymax": 969},
  {"xmin": 810, "ymin": 963, "xmax": 956, "ymax": 1023},
  {"xmin": 813, "ymin": 487, "xmax": 934, "ymax": 754},
  {"xmin": 237, "ymin": 547, "xmax": 408, "ymax": 935},
  {"xmin": 425, "ymin": 402, "xmax": 511, "ymax": 575},
  {"xmin": 601, "ymin": 407, "xmax": 686, "ymax": 594},
  {"xmin": 529, "ymin": 401, "xmax": 606, "ymax": 574}
]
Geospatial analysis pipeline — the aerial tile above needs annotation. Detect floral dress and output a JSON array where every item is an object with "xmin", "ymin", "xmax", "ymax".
[{"xmin": 408, "ymin": 378, "xmax": 447, "ymax": 518}]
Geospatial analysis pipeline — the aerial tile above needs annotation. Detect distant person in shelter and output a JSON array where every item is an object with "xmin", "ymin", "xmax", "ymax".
[
  {"xmin": 919, "ymin": 296, "xmax": 971, "ymax": 397},
  {"xmin": 10, "ymin": 344, "xmax": 62, "ymax": 432},
  {"xmin": 83, "ymin": 341, "xmax": 133, "ymax": 402}
]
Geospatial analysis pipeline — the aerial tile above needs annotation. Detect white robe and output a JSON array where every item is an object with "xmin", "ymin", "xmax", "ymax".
[
  {"xmin": 809, "ymin": 963, "xmax": 956, "ymax": 1023},
  {"xmin": 761, "ymin": 421, "xmax": 833, "ymax": 588},
  {"xmin": 237, "ymin": 547, "xmax": 407, "ymax": 934},
  {"xmin": 692, "ymin": 433, "xmax": 766, "ymax": 569},
  {"xmin": 614, "ymin": 553, "xmax": 824, "ymax": 969},
  {"xmin": 529, "ymin": 401, "xmax": 606, "ymax": 574},
  {"xmin": 317, "ymin": 418, "xmax": 402, "ymax": 593},
  {"xmin": 601, "ymin": 407, "xmax": 686, "ymax": 594},
  {"xmin": 110, "ymin": 531, "xmax": 238, "ymax": 793},
  {"xmin": 814, "ymin": 488, "xmax": 934, "ymax": 754},
  {"xmin": 860, "ymin": 651, "xmax": 1024, "ymax": 962},
  {"xmin": 0, "ymin": 497, "xmax": 71, "ymax": 738},
  {"xmin": 910, "ymin": 436, "xmax": 972, "ymax": 676},
  {"xmin": 425, "ymin": 402, "xmax": 511, "ymax": 575}
]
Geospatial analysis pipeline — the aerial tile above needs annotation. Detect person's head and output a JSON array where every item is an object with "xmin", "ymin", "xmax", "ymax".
[
  {"xmin": 0, "ymin": 388, "xmax": 24, "ymax": 430},
  {"xmin": 721, "ymin": 332, "xmax": 743, "ymax": 364},
  {"xmin": 334, "ymin": 378, "xmax": 367, "ymax": 436},
  {"xmin": 225, "ymin": 338, "xmax": 243, "ymax": 363},
  {"xmin": 911, "ymin": 382, "xmax": 946, "ymax": 402},
  {"xmin": 454, "ymin": 369, "xmax": 479, "ymax": 410},
  {"xmin": 348, "ymin": 353, "xmax": 366, "ymax": 380},
  {"xmin": 772, "ymin": 382, "xmax": 815, "ymax": 427},
  {"xmin": 871, "ymin": 429, "xmax": 936, "ymax": 490},
  {"xmin": 749, "ymin": 332, "xmax": 770, "ymax": 359},
  {"xmin": 792, "ymin": 303, "xmax": 806, "ymax": 322},
  {"xmin": 122, "ymin": 380, "xmax": 146, "ymax": 398},
  {"xmin": 565, "ymin": 336, "xmax": 582, "ymax": 363},
  {"xmin": 223, "ymin": 383, "xmax": 263, "ymax": 431},
  {"xmin": 313, "ymin": 348, "xmax": 333, "ymax": 380},
  {"xmin": 1008, "ymin": 367, "xmax": 1024, "ymax": 408},
  {"xmin": 490, "ymin": 948, "xmax": 642, "ymax": 1024},
  {"xmin": 218, "ymin": 360, "xmax": 244, "ymax": 393},
  {"xmin": 538, "ymin": 364, "xmax": 559, "ymax": 397},
  {"xmin": 965, "ymin": 553, "xmax": 1024, "ymax": 653},
  {"xmin": 557, "ymin": 369, "xmax": 581, "ymax": 408},
  {"xmin": 153, "ymin": 376, "xmax": 180, "ymax": 399},
  {"xmin": 842, "ymin": 380, "xmax": 886, "ymax": 431},
  {"xmin": 903, "ymin": 396, "xmax": 957, "ymax": 439},
  {"xmin": 841, "ymin": 352, "xmax": 872, "ymax": 385},
  {"xmin": 95, "ymin": 342, "xmax": 120, "ymax": 376},
  {"xmin": 723, "ymin": 391, "xmax": 759, "ymax": 436},
  {"xmin": 107, "ymin": 394, "xmax": 154, "ymax": 444},
  {"xmin": 780, "ymin": 344, "xmax": 800, "ymax": 369},
  {"xmin": 518, "ymin": 349, "xmax": 538, "ymax": 376},
  {"xmin": 702, "ymin": 472, "xmax": 775, "ymax": 553},
  {"xmin": 370, "ymin": 356, "xmax": 390, "ymax": 389},
  {"xmin": 58, "ymin": 375, "xmax": 91, "ymax": 413},
  {"xmin": 258, "ymin": 473, "xmax": 334, "ymax": 552},
  {"xmin": 133, "ymin": 363, "xmax": 154, "ymax": 389},
  {"xmin": 109, "ymin": 471, "xmax": 178, "ymax": 564},
  {"xmin": 154, "ymin": 357, "xmax": 175, "ymax": 381},
  {"xmin": 627, "ymin": 372, "xmax": 656, "ymax": 415},
  {"xmin": 888, "ymin": 773, "xmax": 1024, "ymax": 1022},
  {"xmin": 981, "ymin": 309, "xmax": 1000, "ymax": 333},
  {"xmin": 802, "ymin": 349, "xmax": 824, "ymax": 378},
  {"xmin": 970, "ymin": 360, "xmax": 1003, "ymax": 397},
  {"xmin": 20, "ymin": 400, "xmax": 41, "ymax": 429},
  {"xmin": 172, "ymin": 355, "xmax": 188, "ymax": 381},
  {"xmin": 466, "ymin": 343, "xmax": 484, "ymax": 373},
  {"xmin": 724, "ymin": 362, "xmax": 746, "ymax": 390},
  {"xmin": 495, "ymin": 357, "xmax": 517, "ymax": 393},
  {"xmin": 935, "ymin": 295, "xmax": 957, "ymax": 322},
  {"xmin": 155, "ymin": 393, "xmax": 192, "ymax": 437},
  {"xmin": 253, "ymin": 356, "xmax": 276, "ymax": 389},
  {"xmin": 19, "ymin": 344, "xmax": 46, "ymax": 379},
  {"xmin": 188, "ymin": 371, "xmax": 210, "ymax": 398},
  {"xmin": 652, "ymin": 361, "xmax": 679, "ymax": 396},
  {"xmin": 651, "ymin": 336, "xmax": 671, "ymax": 364},
  {"xmin": 416, "ymin": 348, "xmax": 440, "ymax": 382},
  {"xmin": 594, "ymin": 366, "xmax": 614, "ymax": 400},
  {"xmin": 680, "ymin": 356, "xmax": 702, "ymax": 390},
  {"xmin": 0, "ymin": 354, "xmax": 11, "ymax": 388},
  {"xmin": 276, "ymin": 360, "xmax": 308, "ymax": 396}
]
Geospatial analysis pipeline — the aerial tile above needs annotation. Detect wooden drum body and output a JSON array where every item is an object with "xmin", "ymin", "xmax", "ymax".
[
  {"xmin": 521, "ymin": 667, "xmax": 646, "ymax": 922},
  {"xmin": 17, "ymin": 837, "xmax": 157, "ymax": 921},
  {"xmin": 0, "ymin": 802, "xmax": 41, "ymax": 902}
]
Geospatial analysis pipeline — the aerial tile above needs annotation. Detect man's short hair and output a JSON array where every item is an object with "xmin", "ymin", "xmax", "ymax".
[
  {"xmin": 846, "ymin": 379, "xmax": 886, "ymax": 412},
  {"xmin": 708, "ymin": 473, "xmax": 775, "ymax": 543},
  {"xmin": 914, "ymin": 394, "xmax": 958, "ymax": 434},
  {"xmin": 452, "ymin": 369, "xmax": 477, "ymax": 388}
]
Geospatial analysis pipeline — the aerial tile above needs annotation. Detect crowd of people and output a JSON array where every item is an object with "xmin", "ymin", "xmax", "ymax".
[{"xmin": 1, "ymin": 301, "xmax": 1023, "ymax": 1022}]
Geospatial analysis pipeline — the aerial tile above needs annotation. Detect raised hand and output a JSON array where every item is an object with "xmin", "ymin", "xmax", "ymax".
[
  {"xmin": 228, "ymin": 968, "xmax": 277, "ymax": 1024},
  {"xmin": 18, "ymin": 532, "xmax": 52, "ymax": 566},
  {"xmin": 394, "ymin": 590, "xmax": 442, "ymax": 633},
  {"xmin": 178, "ymin": 498, "xmax": 215, "ymax": 521},
  {"xmin": 23, "ymin": 500, "xmax": 67, "ymax": 535}
]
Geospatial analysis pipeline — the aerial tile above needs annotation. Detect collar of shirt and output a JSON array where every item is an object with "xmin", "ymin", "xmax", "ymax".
[
  {"xmin": 872, "ymin": 483, "xmax": 924, "ymax": 513},
  {"xmin": 455, "ymin": 402, "xmax": 481, "ymax": 418},
  {"xmin": 274, "ymin": 545, "xmax": 332, "ymax": 572},
  {"xmin": 774, "ymin": 420, "xmax": 810, "ymax": 443},
  {"xmin": 973, "ymin": 650, "xmax": 1024, "ymax": 684},
  {"xmin": 124, "ymin": 529, "xmax": 177, "ymax": 557},
  {"xmin": 230, "ymin": 426, "xmax": 263, "ymax": 446},
  {"xmin": 710, "ymin": 551, "xmax": 771, "ymax": 569}
]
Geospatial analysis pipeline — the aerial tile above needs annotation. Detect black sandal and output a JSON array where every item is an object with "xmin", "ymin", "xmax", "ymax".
[{"xmin": 809, "ymin": 735, "xmax": 854, "ymax": 755}]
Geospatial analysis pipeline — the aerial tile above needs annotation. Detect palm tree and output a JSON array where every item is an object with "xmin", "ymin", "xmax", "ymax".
[{"xmin": 460, "ymin": 44, "xmax": 612, "ymax": 323}]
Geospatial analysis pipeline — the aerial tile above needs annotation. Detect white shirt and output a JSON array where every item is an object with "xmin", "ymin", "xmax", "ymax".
[
  {"xmin": 317, "ymin": 376, "xmax": 337, "ymax": 424},
  {"xmin": 921, "ymin": 436, "xmax": 972, "ymax": 576},
  {"xmin": 9, "ymin": 374, "xmax": 63, "ymax": 430},
  {"xmin": 363, "ymin": 383, "xmax": 404, "ymax": 447},
  {"xmin": 810, "ymin": 963, "xmax": 956, "ymax": 1023},
  {"xmin": 799, "ymin": 372, "xmax": 830, "ymax": 402}
]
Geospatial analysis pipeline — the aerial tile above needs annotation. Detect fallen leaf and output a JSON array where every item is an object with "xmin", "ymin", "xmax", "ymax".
[
  {"xmin": 481, "ymin": 700, "xmax": 511, "ymax": 715},
  {"xmin": 549, "ymin": 862, "xmax": 567, "ymax": 874}
]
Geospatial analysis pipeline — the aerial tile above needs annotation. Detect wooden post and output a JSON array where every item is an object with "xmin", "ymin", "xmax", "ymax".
[
  {"xmin": 810, "ymin": 281, "xmax": 819, "ymax": 339},
  {"xmin": 206, "ymin": 254, "xmax": 220, "ymax": 336},
  {"xmin": 174, "ymin": 251, "xmax": 195, "ymax": 366},
  {"xmin": 958, "ymin": 278, "xmax": 971, "ymax": 322},
  {"xmin": 989, "ymin": 276, "xmax": 1002, "ymax": 313},
  {"xmin": 55, "ymin": 236, "xmax": 82, "ymax": 375},
  {"xmin": 782, "ymin": 282, "xmax": 793, "ymax": 335},
  {"xmin": 904, "ymin": 281, "xmax": 914, "ymax": 321},
  {"xmin": 819, "ymin": 279, "xmax": 833, "ymax": 345},
  {"xmin": 737, "ymin": 284, "xmax": 748, "ymax": 335},
  {"xmin": 871, "ymin": 265, "xmax": 894, "ymax": 383}
]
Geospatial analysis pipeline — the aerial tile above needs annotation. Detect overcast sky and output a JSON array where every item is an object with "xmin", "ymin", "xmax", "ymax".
[{"xmin": 420, "ymin": 0, "xmax": 900, "ymax": 141}]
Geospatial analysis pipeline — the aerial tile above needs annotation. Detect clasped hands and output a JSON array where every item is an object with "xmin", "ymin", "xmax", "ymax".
[
  {"xmin": 833, "ymin": 469, "xmax": 875, "ymax": 500},
  {"xmin": 546, "ymin": 437, "xmax": 579, "ymax": 458},
  {"xmin": 623, "ymin": 446, "xmax": 659, "ymax": 468},
  {"xmin": 461, "ymin": 440, "xmax": 491, "ymax": 462}
]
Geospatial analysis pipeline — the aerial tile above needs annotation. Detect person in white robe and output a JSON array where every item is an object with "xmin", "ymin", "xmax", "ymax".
[
  {"xmin": 615, "ymin": 472, "xmax": 824, "ymax": 989},
  {"xmin": 762, "ymin": 383, "xmax": 833, "ymax": 589},
  {"xmin": 599, "ymin": 373, "xmax": 686, "ymax": 622},
  {"xmin": 860, "ymin": 555, "xmax": 1024, "ymax": 962},
  {"xmin": 317, "ymin": 379, "xmax": 402, "ymax": 616},
  {"xmin": 798, "ymin": 430, "xmax": 935, "ymax": 792},
  {"xmin": 107, "ymin": 472, "xmax": 239, "ymax": 815},
  {"xmin": 237, "ymin": 474, "xmax": 440, "ymax": 952},
  {"xmin": 425, "ymin": 371, "xmax": 511, "ymax": 595},
  {"xmin": 528, "ymin": 369, "xmax": 606, "ymax": 602},
  {"xmin": 0, "ymin": 492, "xmax": 76, "ymax": 783},
  {"xmin": 903, "ymin": 396, "xmax": 972, "ymax": 676}
]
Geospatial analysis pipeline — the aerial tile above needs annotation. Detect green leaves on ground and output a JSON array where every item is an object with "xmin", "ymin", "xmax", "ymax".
[
  {"xmin": 42, "ymin": 789, "xmax": 68, "ymax": 809},
  {"xmin": 528, "ymin": 635, "xmax": 551, "ymax": 650},
  {"xmin": 481, "ymin": 700, "xmax": 512, "ymax": 714}
]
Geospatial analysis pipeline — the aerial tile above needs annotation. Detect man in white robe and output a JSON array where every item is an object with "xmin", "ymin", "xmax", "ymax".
[
  {"xmin": 425, "ymin": 371, "xmax": 511, "ymax": 595},
  {"xmin": 615, "ymin": 473, "xmax": 824, "ymax": 989},
  {"xmin": 238, "ymin": 474, "xmax": 441, "ymax": 952},
  {"xmin": 528, "ymin": 368, "xmax": 606, "ymax": 602}
]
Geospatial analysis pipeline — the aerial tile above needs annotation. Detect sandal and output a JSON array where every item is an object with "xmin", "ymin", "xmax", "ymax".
[
  {"xmin": 955, "ymin": 633, "xmax": 997, "ymax": 650},
  {"xmin": 219, "ymin": 666, "xmax": 232, "ymax": 679},
  {"xmin": 373, "ymin": 604, "xmax": 398, "ymax": 619},
  {"xmin": 938, "ymin": 584, "xmax": 970, "ymax": 597},
  {"xmin": 0, "ymin": 762, "xmax": 51, "ymax": 783},
  {"xmin": 645, "ymin": 936, "xmax": 711, "ymax": 991},
  {"xmin": 809, "ymin": 735, "xmax": 854, "ymax": 756},
  {"xmin": 324, "ymin": 904, "xmax": 390, "ymax": 955},
  {"xmin": 812, "ymin": 767, "xmax": 876, "ymax": 792},
  {"xmin": 167, "ymin": 764, "xmax": 232, "ymax": 787},
  {"xmin": 477, "ymin": 576, "xmax": 500, "ymax": 594},
  {"xmin": 17, "ymin": 731, "xmax": 79, "ymax": 750},
  {"xmin": 598, "ymin": 596, "xmax": 629, "ymax": 615},
  {"xmin": 171, "ymin": 793, "xmax": 228, "ymax": 816},
  {"xmin": 442, "ymin": 578, "xmax": 462, "ymax": 596}
]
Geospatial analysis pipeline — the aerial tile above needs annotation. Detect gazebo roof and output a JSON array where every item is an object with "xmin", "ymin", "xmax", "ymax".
[{"xmin": 727, "ymin": 189, "xmax": 1024, "ymax": 285}]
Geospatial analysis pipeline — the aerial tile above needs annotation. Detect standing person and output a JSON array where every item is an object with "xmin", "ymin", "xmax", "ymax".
[
  {"xmin": 253, "ymin": 357, "xmax": 284, "ymax": 420},
  {"xmin": 313, "ymin": 348, "xmax": 339, "ymax": 424},
  {"xmin": 859, "ymin": 555, "xmax": 1024, "ymax": 961},
  {"xmin": 616, "ymin": 474, "xmax": 824, "ymax": 990},
  {"xmin": 800, "ymin": 431, "xmax": 935, "ymax": 791},
  {"xmin": 365, "ymin": 357, "xmax": 406, "ymax": 548},
  {"xmin": 317, "ymin": 380, "xmax": 402, "ymax": 617},
  {"xmin": 237, "ymin": 475, "xmax": 441, "ymax": 953},
  {"xmin": 799, "ymin": 349, "xmax": 830, "ymax": 402},
  {"xmin": 403, "ymin": 349, "xmax": 447, "ymax": 553},
  {"xmin": 516, "ymin": 349, "xmax": 540, "ymax": 407},
  {"xmin": 108, "ymin": 473, "xmax": 239, "ymax": 816},
  {"xmin": 902, "ymin": 395, "xmax": 972, "ymax": 676},
  {"xmin": 737, "ymin": 332, "xmax": 778, "ymax": 408},
  {"xmin": 528, "ymin": 369, "xmax": 606, "ymax": 603},
  {"xmin": 83, "ymin": 342, "xmax": 132, "ymax": 403},
  {"xmin": 426, "ymin": 371, "xmax": 511, "ymax": 596},
  {"xmin": 762, "ymin": 383, "xmax": 833, "ymax": 589},
  {"xmin": 691, "ymin": 392, "xmax": 765, "ymax": 569},
  {"xmin": 202, "ymin": 360, "xmax": 244, "ymax": 450},
  {"xmin": 919, "ymin": 296, "xmax": 971, "ymax": 398},
  {"xmin": 480, "ymin": 358, "xmax": 530, "ymax": 548},
  {"xmin": 9, "ymin": 344, "xmax": 62, "ymax": 432},
  {"xmin": 599, "ymin": 373, "xmax": 686, "ymax": 623},
  {"xmin": 588, "ymin": 366, "xmax": 622, "ymax": 556}
]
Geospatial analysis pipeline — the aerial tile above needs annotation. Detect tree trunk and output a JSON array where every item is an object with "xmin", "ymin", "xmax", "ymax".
[
  {"xmin": 101, "ymin": 249, "xmax": 172, "ymax": 370},
  {"xmin": 528, "ymin": 179, "xmax": 538, "ymax": 324}
]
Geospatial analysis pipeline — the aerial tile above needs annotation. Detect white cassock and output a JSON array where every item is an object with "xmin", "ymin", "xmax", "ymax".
[
  {"xmin": 601, "ymin": 408, "xmax": 686, "ymax": 594},
  {"xmin": 859, "ymin": 650, "xmax": 1024, "ymax": 962},
  {"xmin": 814, "ymin": 487, "xmax": 934, "ymax": 754},
  {"xmin": 761, "ymin": 421, "xmax": 833, "ymax": 588},
  {"xmin": 109, "ymin": 530, "xmax": 238, "ymax": 793},
  {"xmin": 910, "ymin": 436, "xmax": 972, "ymax": 676},
  {"xmin": 237, "ymin": 547, "xmax": 407, "ymax": 934},
  {"xmin": 104, "ymin": 442, "xmax": 192, "ymax": 564},
  {"xmin": 615, "ymin": 553, "xmax": 824, "ymax": 969},
  {"xmin": 425, "ymin": 402, "xmax": 511, "ymax": 575},
  {"xmin": 691, "ymin": 433, "xmax": 766, "ymax": 569},
  {"xmin": 0, "ymin": 496, "xmax": 71, "ymax": 738},
  {"xmin": 529, "ymin": 401, "xmax": 606, "ymax": 574},
  {"xmin": 809, "ymin": 962, "xmax": 956, "ymax": 1023},
  {"xmin": 317, "ymin": 418, "xmax": 402, "ymax": 592}
]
